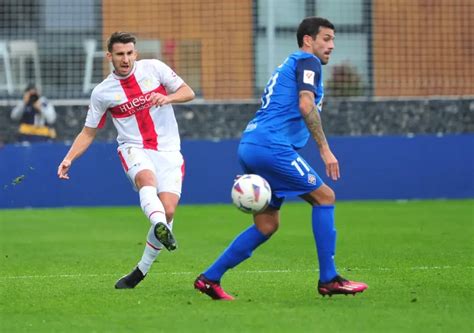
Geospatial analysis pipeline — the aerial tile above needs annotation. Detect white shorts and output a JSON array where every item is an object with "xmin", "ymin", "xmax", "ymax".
[{"xmin": 117, "ymin": 145, "xmax": 185, "ymax": 196}]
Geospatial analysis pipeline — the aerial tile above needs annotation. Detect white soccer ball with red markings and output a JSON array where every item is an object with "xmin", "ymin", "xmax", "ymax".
[{"xmin": 231, "ymin": 174, "xmax": 272, "ymax": 214}]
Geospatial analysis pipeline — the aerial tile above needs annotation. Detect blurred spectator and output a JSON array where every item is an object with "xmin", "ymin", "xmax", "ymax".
[{"xmin": 11, "ymin": 83, "xmax": 57, "ymax": 142}]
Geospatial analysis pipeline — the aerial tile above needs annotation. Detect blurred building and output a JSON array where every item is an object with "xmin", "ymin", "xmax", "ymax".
[{"xmin": 0, "ymin": 0, "xmax": 472, "ymax": 100}]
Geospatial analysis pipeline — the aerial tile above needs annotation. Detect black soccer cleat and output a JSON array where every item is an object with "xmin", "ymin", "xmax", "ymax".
[
  {"xmin": 154, "ymin": 222, "xmax": 177, "ymax": 251},
  {"xmin": 115, "ymin": 267, "xmax": 146, "ymax": 289}
]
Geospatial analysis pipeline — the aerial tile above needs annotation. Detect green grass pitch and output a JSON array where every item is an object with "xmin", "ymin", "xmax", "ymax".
[{"xmin": 0, "ymin": 200, "xmax": 473, "ymax": 332}]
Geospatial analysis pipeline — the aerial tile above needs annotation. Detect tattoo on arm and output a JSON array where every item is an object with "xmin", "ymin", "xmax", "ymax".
[{"xmin": 302, "ymin": 106, "xmax": 328, "ymax": 148}]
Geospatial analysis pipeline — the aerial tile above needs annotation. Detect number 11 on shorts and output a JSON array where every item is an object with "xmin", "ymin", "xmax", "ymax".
[{"xmin": 291, "ymin": 157, "xmax": 310, "ymax": 176}]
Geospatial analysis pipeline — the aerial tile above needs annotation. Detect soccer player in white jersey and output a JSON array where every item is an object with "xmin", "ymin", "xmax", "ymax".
[{"xmin": 57, "ymin": 32, "xmax": 195, "ymax": 289}]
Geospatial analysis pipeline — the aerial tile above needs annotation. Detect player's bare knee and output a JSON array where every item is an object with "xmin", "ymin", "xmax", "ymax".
[
  {"xmin": 135, "ymin": 169, "xmax": 156, "ymax": 189},
  {"xmin": 309, "ymin": 185, "xmax": 336, "ymax": 206},
  {"xmin": 318, "ymin": 186, "xmax": 336, "ymax": 205},
  {"xmin": 254, "ymin": 211, "xmax": 279, "ymax": 235},
  {"xmin": 268, "ymin": 220, "xmax": 279, "ymax": 233},
  {"xmin": 253, "ymin": 207, "xmax": 280, "ymax": 235},
  {"xmin": 255, "ymin": 220, "xmax": 279, "ymax": 236}
]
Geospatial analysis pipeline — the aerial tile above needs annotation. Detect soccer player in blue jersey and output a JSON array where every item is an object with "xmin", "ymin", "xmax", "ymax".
[{"xmin": 194, "ymin": 17, "xmax": 368, "ymax": 300}]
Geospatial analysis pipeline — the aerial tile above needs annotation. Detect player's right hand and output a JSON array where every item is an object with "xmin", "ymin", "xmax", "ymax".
[{"xmin": 57, "ymin": 159, "xmax": 72, "ymax": 180}]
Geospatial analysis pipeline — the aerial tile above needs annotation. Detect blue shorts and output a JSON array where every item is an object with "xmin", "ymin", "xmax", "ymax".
[{"xmin": 238, "ymin": 143, "xmax": 323, "ymax": 209}]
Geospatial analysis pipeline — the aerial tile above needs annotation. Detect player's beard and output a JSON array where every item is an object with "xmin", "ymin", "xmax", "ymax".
[{"xmin": 115, "ymin": 61, "xmax": 133, "ymax": 76}]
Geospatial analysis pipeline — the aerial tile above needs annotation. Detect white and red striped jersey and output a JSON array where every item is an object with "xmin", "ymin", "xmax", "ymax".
[{"xmin": 85, "ymin": 59, "xmax": 185, "ymax": 151}]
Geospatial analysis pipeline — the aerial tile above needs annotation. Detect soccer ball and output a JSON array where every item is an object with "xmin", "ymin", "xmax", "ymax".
[{"xmin": 231, "ymin": 174, "xmax": 272, "ymax": 214}]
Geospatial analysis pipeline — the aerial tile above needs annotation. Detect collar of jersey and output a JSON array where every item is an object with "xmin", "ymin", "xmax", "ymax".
[
  {"xmin": 112, "ymin": 62, "xmax": 137, "ymax": 80},
  {"xmin": 297, "ymin": 50, "xmax": 321, "ymax": 63}
]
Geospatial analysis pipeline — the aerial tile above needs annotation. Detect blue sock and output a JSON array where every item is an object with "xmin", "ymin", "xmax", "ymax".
[
  {"xmin": 203, "ymin": 224, "xmax": 269, "ymax": 282},
  {"xmin": 312, "ymin": 205, "xmax": 338, "ymax": 283}
]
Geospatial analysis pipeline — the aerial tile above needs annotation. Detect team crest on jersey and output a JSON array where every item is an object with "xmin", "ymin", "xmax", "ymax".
[
  {"xmin": 114, "ymin": 93, "xmax": 122, "ymax": 102},
  {"xmin": 143, "ymin": 78, "xmax": 153, "ymax": 89},
  {"xmin": 308, "ymin": 174, "xmax": 316, "ymax": 185},
  {"xmin": 303, "ymin": 70, "xmax": 315, "ymax": 85}
]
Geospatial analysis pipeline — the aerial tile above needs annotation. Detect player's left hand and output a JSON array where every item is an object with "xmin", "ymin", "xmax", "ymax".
[
  {"xmin": 57, "ymin": 159, "xmax": 72, "ymax": 180},
  {"xmin": 150, "ymin": 92, "xmax": 171, "ymax": 106},
  {"xmin": 320, "ymin": 147, "xmax": 340, "ymax": 181}
]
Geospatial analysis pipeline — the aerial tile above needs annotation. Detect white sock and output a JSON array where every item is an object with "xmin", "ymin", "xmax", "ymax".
[
  {"xmin": 137, "ymin": 226, "xmax": 162, "ymax": 274},
  {"xmin": 137, "ymin": 220, "xmax": 174, "ymax": 274},
  {"xmin": 139, "ymin": 186, "xmax": 166, "ymax": 225}
]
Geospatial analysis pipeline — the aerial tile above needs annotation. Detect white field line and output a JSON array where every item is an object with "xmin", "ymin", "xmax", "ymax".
[{"xmin": 0, "ymin": 265, "xmax": 471, "ymax": 281}]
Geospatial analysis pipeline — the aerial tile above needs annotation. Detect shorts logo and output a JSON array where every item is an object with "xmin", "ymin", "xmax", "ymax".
[
  {"xmin": 303, "ymin": 70, "xmax": 315, "ymax": 85},
  {"xmin": 308, "ymin": 174, "xmax": 316, "ymax": 185},
  {"xmin": 129, "ymin": 162, "xmax": 141, "ymax": 171}
]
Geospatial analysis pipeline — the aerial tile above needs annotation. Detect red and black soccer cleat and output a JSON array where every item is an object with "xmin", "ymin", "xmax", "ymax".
[
  {"xmin": 194, "ymin": 274, "xmax": 235, "ymax": 300},
  {"xmin": 318, "ymin": 275, "xmax": 368, "ymax": 297}
]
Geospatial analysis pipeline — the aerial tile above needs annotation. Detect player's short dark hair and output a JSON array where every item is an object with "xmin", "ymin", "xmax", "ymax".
[
  {"xmin": 297, "ymin": 17, "xmax": 335, "ymax": 47},
  {"xmin": 107, "ymin": 32, "xmax": 137, "ymax": 52}
]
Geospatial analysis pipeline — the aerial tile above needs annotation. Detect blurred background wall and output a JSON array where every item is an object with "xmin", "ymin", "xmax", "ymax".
[
  {"xmin": 0, "ymin": 0, "xmax": 472, "ymax": 207},
  {"xmin": 1, "ymin": 0, "xmax": 472, "ymax": 101}
]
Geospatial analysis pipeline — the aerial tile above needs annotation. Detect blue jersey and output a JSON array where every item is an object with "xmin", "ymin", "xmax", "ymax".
[{"xmin": 241, "ymin": 51, "xmax": 324, "ymax": 149}]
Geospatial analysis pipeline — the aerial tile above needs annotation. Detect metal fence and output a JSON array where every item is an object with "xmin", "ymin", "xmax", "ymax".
[{"xmin": 0, "ymin": 0, "xmax": 473, "ymax": 100}]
